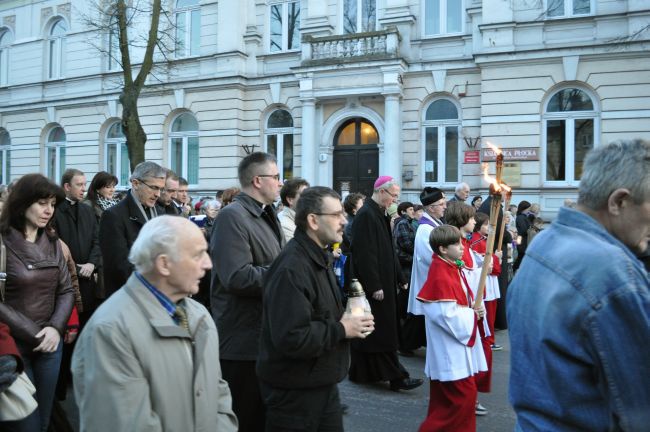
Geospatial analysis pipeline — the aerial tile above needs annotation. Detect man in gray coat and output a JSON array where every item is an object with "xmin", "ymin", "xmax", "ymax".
[
  {"xmin": 72, "ymin": 215, "xmax": 237, "ymax": 432},
  {"xmin": 210, "ymin": 152, "xmax": 284, "ymax": 432}
]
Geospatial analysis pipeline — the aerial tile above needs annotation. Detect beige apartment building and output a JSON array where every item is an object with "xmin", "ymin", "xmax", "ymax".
[{"xmin": 0, "ymin": 0, "xmax": 648, "ymax": 217}]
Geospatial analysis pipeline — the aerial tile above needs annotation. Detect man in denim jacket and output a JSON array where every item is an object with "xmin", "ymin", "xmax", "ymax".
[{"xmin": 508, "ymin": 139, "xmax": 650, "ymax": 431}]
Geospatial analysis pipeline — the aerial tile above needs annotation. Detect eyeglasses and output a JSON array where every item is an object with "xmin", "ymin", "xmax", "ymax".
[
  {"xmin": 382, "ymin": 189, "xmax": 399, "ymax": 200},
  {"xmin": 166, "ymin": 189, "xmax": 178, "ymax": 193},
  {"xmin": 138, "ymin": 179, "xmax": 165, "ymax": 193},
  {"xmin": 314, "ymin": 211, "xmax": 347, "ymax": 219},
  {"xmin": 427, "ymin": 201, "xmax": 446, "ymax": 209},
  {"xmin": 257, "ymin": 174, "xmax": 281, "ymax": 181}
]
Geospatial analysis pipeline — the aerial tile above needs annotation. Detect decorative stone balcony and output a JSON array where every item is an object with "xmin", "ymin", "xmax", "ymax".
[{"xmin": 301, "ymin": 27, "xmax": 401, "ymax": 66}]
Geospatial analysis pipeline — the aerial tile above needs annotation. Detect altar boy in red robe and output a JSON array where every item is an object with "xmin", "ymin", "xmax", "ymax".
[{"xmin": 416, "ymin": 225, "xmax": 487, "ymax": 432}]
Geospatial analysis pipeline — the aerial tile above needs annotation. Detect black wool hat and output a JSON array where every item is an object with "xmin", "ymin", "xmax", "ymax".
[{"xmin": 420, "ymin": 187, "xmax": 444, "ymax": 206}]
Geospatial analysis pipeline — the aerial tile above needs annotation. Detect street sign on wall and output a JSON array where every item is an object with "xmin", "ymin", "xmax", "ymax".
[
  {"xmin": 464, "ymin": 150, "xmax": 481, "ymax": 164},
  {"xmin": 482, "ymin": 147, "xmax": 539, "ymax": 161}
]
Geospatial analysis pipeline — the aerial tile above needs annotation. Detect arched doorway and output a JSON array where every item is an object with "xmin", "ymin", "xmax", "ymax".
[{"xmin": 333, "ymin": 117, "xmax": 379, "ymax": 198}]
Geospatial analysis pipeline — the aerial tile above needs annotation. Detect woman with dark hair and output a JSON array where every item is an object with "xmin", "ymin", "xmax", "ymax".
[
  {"xmin": 0, "ymin": 174, "xmax": 74, "ymax": 432},
  {"xmin": 83, "ymin": 171, "xmax": 119, "ymax": 220},
  {"xmin": 514, "ymin": 200, "xmax": 532, "ymax": 271}
]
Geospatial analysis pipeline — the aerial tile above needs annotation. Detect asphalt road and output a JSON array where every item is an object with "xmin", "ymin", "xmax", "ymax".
[
  {"xmin": 63, "ymin": 330, "xmax": 515, "ymax": 432},
  {"xmin": 341, "ymin": 329, "xmax": 516, "ymax": 432}
]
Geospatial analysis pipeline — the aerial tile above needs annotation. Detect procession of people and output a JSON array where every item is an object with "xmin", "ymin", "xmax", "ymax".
[{"xmin": 0, "ymin": 140, "xmax": 648, "ymax": 431}]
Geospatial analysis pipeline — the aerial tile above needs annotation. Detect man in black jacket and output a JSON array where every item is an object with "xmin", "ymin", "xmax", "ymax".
[
  {"xmin": 99, "ymin": 161, "xmax": 165, "ymax": 297},
  {"xmin": 55, "ymin": 168, "xmax": 102, "ymax": 321},
  {"xmin": 210, "ymin": 152, "xmax": 284, "ymax": 432},
  {"xmin": 258, "ymin": 187, "xmax": 373, "ymax": 431}
]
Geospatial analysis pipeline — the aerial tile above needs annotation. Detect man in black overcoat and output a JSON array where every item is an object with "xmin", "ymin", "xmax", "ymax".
[
  {"xmin": 99, "ymin": 161, "xmax": 166, "ymax": 297},
  {"xmin": 348, "ymin": 175, "xmax": 423, "ymax": 392}
]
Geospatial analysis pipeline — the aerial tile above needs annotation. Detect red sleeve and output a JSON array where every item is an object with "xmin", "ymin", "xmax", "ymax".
[
  {"xmin": 0, "ymin": 321, "xmax": 23, "ymax": 372},
  {"xmin": 66, "ymin": 306, "xmax": 79, "ymax": 330}
]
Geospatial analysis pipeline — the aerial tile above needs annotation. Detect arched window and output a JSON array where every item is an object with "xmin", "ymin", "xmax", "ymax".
[
  {"xmin": 0, "ymin": 28, "xmax": 13, "ymax": 86},
  {"xmin": 105, "ymin": 122, "xmax": 130, "ymax": 185},
  {"xmin": 422, "ymin": 98, "xmax": 460, "ymax": 184},
  {"xmin": 175, "ymin": 0, "xmax": 200, "ymax": 57},
  {"xmin": 169, "ymin": 112, "xmax": 199, "ymax": 184},
  {"xmin": 544, "ymin": 87, "xmax": 599, "ymax": 184},
  {"xmin": 343, "ymin": 0, "xmax": 376, "ymax": 34},
  {"xmin": 0, "ymin": 128, "xmax": 11, "ymax": 184},
  {"xmin": 265, "ymin": 109, "xmax": 294, "ymax": 180},
  {"xmin": 334, "ymin": 118, "xmax": 379, "ymax": 146},
  {"xmin": 48, "ymin": 18, "xmax": 67, "ymax": 79},
  {"xmin": 46, "ymin": 126, "xmax": 66, "ymax": 181}
]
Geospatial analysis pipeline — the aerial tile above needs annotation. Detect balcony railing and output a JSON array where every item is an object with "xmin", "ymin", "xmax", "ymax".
[{"xmin": 301, "ymin": 28, "xmax": 400, "ymax": 65}]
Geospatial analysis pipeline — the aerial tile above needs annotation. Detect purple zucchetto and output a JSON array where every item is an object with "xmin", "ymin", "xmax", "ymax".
[{"xmin": 374, "ymin": 175, "xmax": 394, "ymax": 189}]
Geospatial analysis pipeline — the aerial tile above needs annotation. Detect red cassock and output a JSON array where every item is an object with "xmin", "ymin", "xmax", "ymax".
[{"xmin": 417, "ymin": 255, "xmax": 479, "ymax": 432}]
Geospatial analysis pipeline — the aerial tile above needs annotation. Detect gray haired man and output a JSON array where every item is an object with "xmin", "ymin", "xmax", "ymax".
[
  {"xmin": 99, "ymin": 161, "xmax": 166, "ymax": 296},
  {"xmin": 508, "ymin": 140, "xmax": 650, "ymax": 430},
  {"xmin": 73, "ymin": 216, "xmax": 237, "ymax": 431}
]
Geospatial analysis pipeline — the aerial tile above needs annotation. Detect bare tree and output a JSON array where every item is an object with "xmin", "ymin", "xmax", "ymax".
[{"xmin": 81, "ymin": 0, "xmax": 179, "ymax": 170}]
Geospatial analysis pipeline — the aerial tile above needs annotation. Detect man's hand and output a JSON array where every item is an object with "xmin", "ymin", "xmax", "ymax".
[
  {"xmin": 78, "ymin": 263, "xmax": 95, "ymax": 278},
  {"xmin": 494, "ymin": 250, "xmax": 503, "ymax": 262},
  {"xmin": 34, "ymin": 326, "xmax": 61, "ymax": 352},
  {"xmin": 341, "ymin": 313, "xmax": 375, "ymax": 339},
  {"xmin": 372, "ymin": 290, "xmax": 384, "ymax": 301},
  {"xmin": 400, "ymin": 283, "xmax": 408, "ymax": 291}
]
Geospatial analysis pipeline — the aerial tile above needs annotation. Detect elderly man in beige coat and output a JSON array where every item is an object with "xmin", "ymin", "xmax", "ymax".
[{"xmin": 72, "ymin": 215, "xmax": 238, "ymax": 432}]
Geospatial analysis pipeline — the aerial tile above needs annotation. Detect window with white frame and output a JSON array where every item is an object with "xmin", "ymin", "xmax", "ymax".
[
  {"xmin": 0, "ymin": 28, "xmax": 13, "ymax": 87},
  {"xmin": 544, "ymin": 88, "xmax": 598, "ymax": 184},
  {"xmin": 423, "ymin": 98, "xmax": 460, "ymax": 184},
  {"xmin": 46, "ymin": 126, "xmax": 66, "ymax": 182},
  {"xmin": 48, "ymin": 18, "xmax": 67, "ymax": 79},
  {"xmin": 269, "ymin": 0, "xmax": 300, "ymax": 52},
  {"xmin": 107, "ymin": 21, "xmax": 120, "ymax": 71},
  {"xmin": 169, "ymin": 113, "xmax": 199, "ymax": 184},
  {"xmin": 424, "ymin": 0, "xmax": 463, "ymax": 36},
  {"xmin": 0, "ymin": 128, "xmax": 11, "ymax": 184},
  {"xmin": 265, "ymin": 109, "xmax": 294, "ymax": 180},
  {"xmin": 546, "ymin": 0, "xmax": 591, "ymax": 18},
  {"xmin": 175, "ymin": 0, "xmax": 201, "ymax": 57},
  {"xmin": 105, "ymin": 122, "xmax": 130, "ymax": 186},
  {"xmin": 343, "ymin": 0, "xmax": 376, "ymax": 34}
]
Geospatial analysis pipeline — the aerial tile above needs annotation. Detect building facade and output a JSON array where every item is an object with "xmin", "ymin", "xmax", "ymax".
[{"xmin": 0, "ymin": 0, "xmax": 648, "ymax": 217}]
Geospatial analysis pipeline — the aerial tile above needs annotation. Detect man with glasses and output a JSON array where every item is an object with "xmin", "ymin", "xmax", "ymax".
[
  {"xmin": 157, "ymin": 170, "xmax": 181, "ymax": 215},
  {"xmin": 210, "ymin": 152, "xmax": 284, "ymax": 432},
  {"xmin": 403, "ymin": 187, "xmax": 447, "ymax": 353},
  {"xmin": 99, "ymin": 161, "xmax": 166, "ymax": 297},
  {"xmin": 258, "ymin": 186, "xmax": 374, "ymax": 431},
  {"xmin": 348, "ymin": 176, "xmax": 423, "ymax": 392}
]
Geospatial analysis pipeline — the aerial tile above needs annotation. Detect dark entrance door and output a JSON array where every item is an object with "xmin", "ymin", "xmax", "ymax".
[{"xmin": 332, "ymin": 118, "xmax": 379, "ymax": 198}]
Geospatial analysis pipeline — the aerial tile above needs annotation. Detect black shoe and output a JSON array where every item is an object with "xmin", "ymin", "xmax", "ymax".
[
  {"xmin": 389, "ymin": 377, "xmax": 423, "ymax": 392},
  {"xmin": 398, "ymin": 349, "xmax": 415, "ymax": 357},
  {"xmin": 341, "ymin": 403, "xmax": 349, "ymax": 415}
]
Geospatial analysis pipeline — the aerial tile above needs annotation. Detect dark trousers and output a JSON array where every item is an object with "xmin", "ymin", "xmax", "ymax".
[
  {"xmin": 220, "ymin": 359, "xmax": 265, "ymax": 432},
  {"xmin": 260, "ymin": 382, "xmax": 343, "ymax": 432},
  {"xmin": 11, "ymin": 341, "xmax": 63, "ymax": 432}
]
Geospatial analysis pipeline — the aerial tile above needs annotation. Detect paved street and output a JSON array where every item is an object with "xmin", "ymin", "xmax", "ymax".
[
  {"xmin": 341, "ymin": 329, "xmax": 515, "ymax": 432},
  {"xmin": 63, "ymin": 330, "xmax": 515, "ymax": 431}
]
